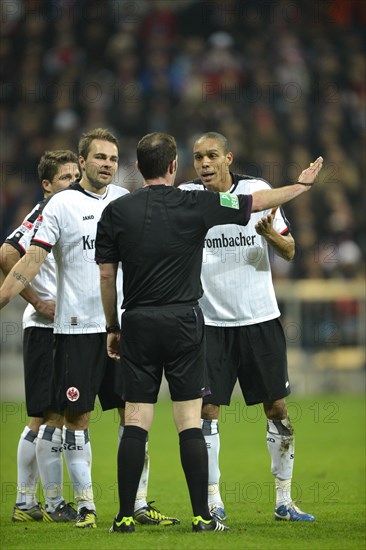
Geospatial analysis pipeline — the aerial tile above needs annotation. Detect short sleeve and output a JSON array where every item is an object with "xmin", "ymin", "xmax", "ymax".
[
  {"xmin": 197, "ymin": 191, "xmax": 252, "ymax": 229},
  {"xmin": 31, "ymin": 195, "xmax": 62, "ymax": 252},
  {"xmin": 95, "ymin": 203, "xmax": 119, "ymax": 264},
  {"xmin": 5, "ymin": 204, "xmax": 41, "ymax": 255},
  {"xmin": 273, "ymin": 207, "xmax": 291, "ymax": 235}
]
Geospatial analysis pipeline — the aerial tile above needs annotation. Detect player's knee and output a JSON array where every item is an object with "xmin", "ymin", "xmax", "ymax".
[
  {"xmin": 201, "ymin": 403, "xmax": 220, "ymax": 420},
  {"xmin": 43, "ymin": 410, "xmax": 64, "ymax": 428},
  {"xmin": 28, "ymin": 417, "xmax": 44, "ymax": 432},
  {"xmin": 263, "ymin": 399, "xmax": 287, "ymax": 420},
  {"xmin": 64, "ymin": 410, "xmax": 90, "ymax": 430}
]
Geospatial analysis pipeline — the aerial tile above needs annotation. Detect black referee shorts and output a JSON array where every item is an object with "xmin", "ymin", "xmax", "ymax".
[
  {"xmin": 120, "ymin": 303, "xmax": 209, "ymax": 403},
  {"xmin": 23, "ymin": 326, "xmax": 58, "ymax": 417},
  {"xmin": 203, "ymin": 318, "xmax": 291, "ymax": 406}
]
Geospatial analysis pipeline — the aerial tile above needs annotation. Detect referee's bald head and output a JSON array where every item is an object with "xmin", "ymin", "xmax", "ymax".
[{"xmin": 137, "ymin": 133, "xmax": 177, "ymax": 179}]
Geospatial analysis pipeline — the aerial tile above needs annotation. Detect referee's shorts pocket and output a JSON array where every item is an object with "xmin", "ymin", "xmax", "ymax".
[{"xmin": 178, "ymin": 306, "xmax": 204, "ymax": 347}]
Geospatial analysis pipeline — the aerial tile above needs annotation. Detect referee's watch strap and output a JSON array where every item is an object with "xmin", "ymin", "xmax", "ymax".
[{"xmin": 105, "ymin": 324, "xmax": 120, "ymax": 333}]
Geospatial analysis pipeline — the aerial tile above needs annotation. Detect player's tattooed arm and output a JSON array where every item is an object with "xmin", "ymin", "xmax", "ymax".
[
  {"xmin": 0, "ymin": 244, "xmax": 48, "ymax": 310},
  {"xmin": 12, "ymin": 270, "xmax": 30, "ymax": 288}
]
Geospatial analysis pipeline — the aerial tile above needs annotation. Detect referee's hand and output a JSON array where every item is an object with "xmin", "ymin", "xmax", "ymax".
[{"xmin": 107, "ymin": 332, "xmax": 121, "ymax": 360}]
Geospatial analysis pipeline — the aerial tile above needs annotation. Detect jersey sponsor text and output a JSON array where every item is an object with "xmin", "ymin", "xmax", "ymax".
[{"xmin": 205, "ymin": 232, "xmax": 256, "ymax": 249}]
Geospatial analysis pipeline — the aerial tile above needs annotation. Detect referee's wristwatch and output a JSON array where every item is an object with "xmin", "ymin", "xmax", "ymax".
[{"xmin": 105, "ymin": 324, "xmax": 120, "ymax": 333}]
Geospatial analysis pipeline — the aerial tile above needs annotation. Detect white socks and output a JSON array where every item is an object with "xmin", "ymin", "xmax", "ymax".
[
  {"xmin": 275, "ymin": 478, "xmax": 292, "ymax": 506},
  {"xmin": 119, "ymin": 424, "xmax": 150, "ymax": 512},
  {"xmin": 16, "ymin": 426, "xmax": 39, "ymax": 508},
  {"xmin": 201, "ymin": 419, "xmax": 223, "ymax": 507},
  {"xmin": 267, "ymin": 417, "xmax": 295, "ymax": 506},
  {"xmin": 36, "ymin": 425, "xmax": 64, "ymax": 512},
  {"xmin": 62, "ymin": 427, "xmax": 95, "ymax": 512},
  {"xmin": 197, "ymin": 415, "xmax": 295, "ymax": 510}
]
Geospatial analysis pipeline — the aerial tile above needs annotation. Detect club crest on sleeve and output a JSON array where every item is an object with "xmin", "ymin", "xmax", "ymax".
[
  {"xmin": 66, "ymin": 387, "xmax": 80, "ymax": 402},
  {"xmin": 219, "ymin": 192, "xmax": 239, "ymax": 209}
]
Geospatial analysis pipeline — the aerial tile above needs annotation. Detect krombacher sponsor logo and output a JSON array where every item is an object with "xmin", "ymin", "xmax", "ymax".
[
  {"xmin": 82, "ymin": 235, "xmax": 95, "ymax": 249},
  {"xmin": 205, "ymin": 233, "xmax": 256, "ymax": 248}
]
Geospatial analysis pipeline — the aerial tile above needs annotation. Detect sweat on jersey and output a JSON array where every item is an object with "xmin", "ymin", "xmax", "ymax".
[
  {"xmin": 179, "ymin": 174, "xmax": 291, "ymax": 326},
  {"xmin": 30, "ymin": 182, "xmax": 128, "ymax": 334},
  {"xmin": 5, "ymin": 200, "xmax": 55, "ymax": 329},
  {"xmin": 95, "ymin": 185, "xmax": 252, "ymax": 310}
]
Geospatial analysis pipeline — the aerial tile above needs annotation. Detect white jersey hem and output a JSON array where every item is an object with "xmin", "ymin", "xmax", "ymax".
[{"xmin": 204, "ymin": 312, "xmax": 280, "ymax": 327}]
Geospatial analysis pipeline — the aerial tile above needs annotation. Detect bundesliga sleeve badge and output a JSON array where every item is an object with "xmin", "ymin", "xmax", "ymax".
[{"xmin": 219, "ymin": 192, "xmax": 239, "ymax": 209}]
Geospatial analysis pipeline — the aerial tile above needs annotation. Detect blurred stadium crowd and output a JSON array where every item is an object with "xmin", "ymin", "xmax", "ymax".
[{"xmin": 1, "ymin": 0, "xmax": 365, "ymax": 280}]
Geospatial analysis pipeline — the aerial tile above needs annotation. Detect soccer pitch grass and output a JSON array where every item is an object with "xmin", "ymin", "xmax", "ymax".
[{"xmin": 0, "ymin": 395, "xmax": 364, "ymax": 550}]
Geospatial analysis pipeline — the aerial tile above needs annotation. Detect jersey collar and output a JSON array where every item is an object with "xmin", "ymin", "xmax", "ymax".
[
  {"xmin": 193, "ymin": 172, "xmax": 240, "ymax": 193},
  {"xmin": 69, "ymin": 182, "xmax": 110, "ymax": 200}
]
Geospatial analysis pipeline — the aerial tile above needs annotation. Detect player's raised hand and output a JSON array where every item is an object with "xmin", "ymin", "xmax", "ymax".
[
  {"xmin": 255, "ymin": 207, "xmax": 278, "ymax": 237},
  {"xmin": 298, "ymin": 156, "xmax": 323, "ymax": 186}
]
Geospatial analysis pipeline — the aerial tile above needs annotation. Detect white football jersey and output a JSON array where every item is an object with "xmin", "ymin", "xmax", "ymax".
[
  {"xmin": 31, "ymin": 183, "xmax": 128, "ymax": 334},
  {"xmin": 5, "ymin": 201, "xmax": 56, "ymax": 329},
  {"xmin": 179, "ymin": 175, "xmax": 290, "ymax": 326}
]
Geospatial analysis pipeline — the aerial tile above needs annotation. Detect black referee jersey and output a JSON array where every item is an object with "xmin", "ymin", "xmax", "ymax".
[{"xmin": 95, "ymin": 185, "xmax": 252, "ymax": 309}]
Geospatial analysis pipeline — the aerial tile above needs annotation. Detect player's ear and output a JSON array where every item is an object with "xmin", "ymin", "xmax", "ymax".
[
  {"xmin": 42, "ymin": 179, "xmax": 52, "ymax": 196},
  {"xmin": 226, "ymin": 152, "xmax": 233, "ymax": 167},
  {"xmin": 79, "ymin": 155, "xmax": 86, "ymax": 171}
]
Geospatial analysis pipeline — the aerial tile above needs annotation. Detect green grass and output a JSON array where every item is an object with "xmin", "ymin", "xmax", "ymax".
[{"xmin": 0, "ymin": 395, "xmax": 364, "ymax": 549}]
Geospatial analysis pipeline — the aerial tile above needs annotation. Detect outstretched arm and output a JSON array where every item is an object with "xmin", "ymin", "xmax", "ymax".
[
  {"xmin": 0, "ymin": 245, "xmax": 48, "ymax": 309},
  {"xmin": 255, "ymin": 208, "xmax": 295, "ymax": 261},
  {"xmin": 99, "ymin": 262, "xmax": 120, "ymax": 360},
  {"xmin": 0, "ymin": 243, "xmax": 55, "ymax": 319},
  {"xmin": 251, "ymin": 156, "xmax": 323, "ymax": 212}
]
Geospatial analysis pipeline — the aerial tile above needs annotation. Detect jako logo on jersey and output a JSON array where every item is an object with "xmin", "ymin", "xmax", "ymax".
[
  {"xmin": 83, "ymin": 215, "xmax": 94, "ymax": 221},
  {"xmin": 66, "ymin": 386, "xmax": 80, "ymax": 402},
  {"xmin": 22, "ymin": 221, "xmax": 33, "ymax": 230},
  {"xmin": 82, "ymin": 235, "xmax": 95, "ymax": 249}
]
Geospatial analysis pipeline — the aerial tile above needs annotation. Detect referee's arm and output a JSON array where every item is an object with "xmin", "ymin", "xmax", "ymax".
[
  {"xmin": 99, "ymin": 262, "xmax": 119, "ymax": 328},
  {"xmin": 99, "ymin": 262, "xmax": 121, "ymax": 360}
]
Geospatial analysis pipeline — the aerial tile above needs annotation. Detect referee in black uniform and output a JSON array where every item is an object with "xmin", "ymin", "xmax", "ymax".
[{"xmin": 94, "ymin": 132, "xmax": 323, "ymax": 534}]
